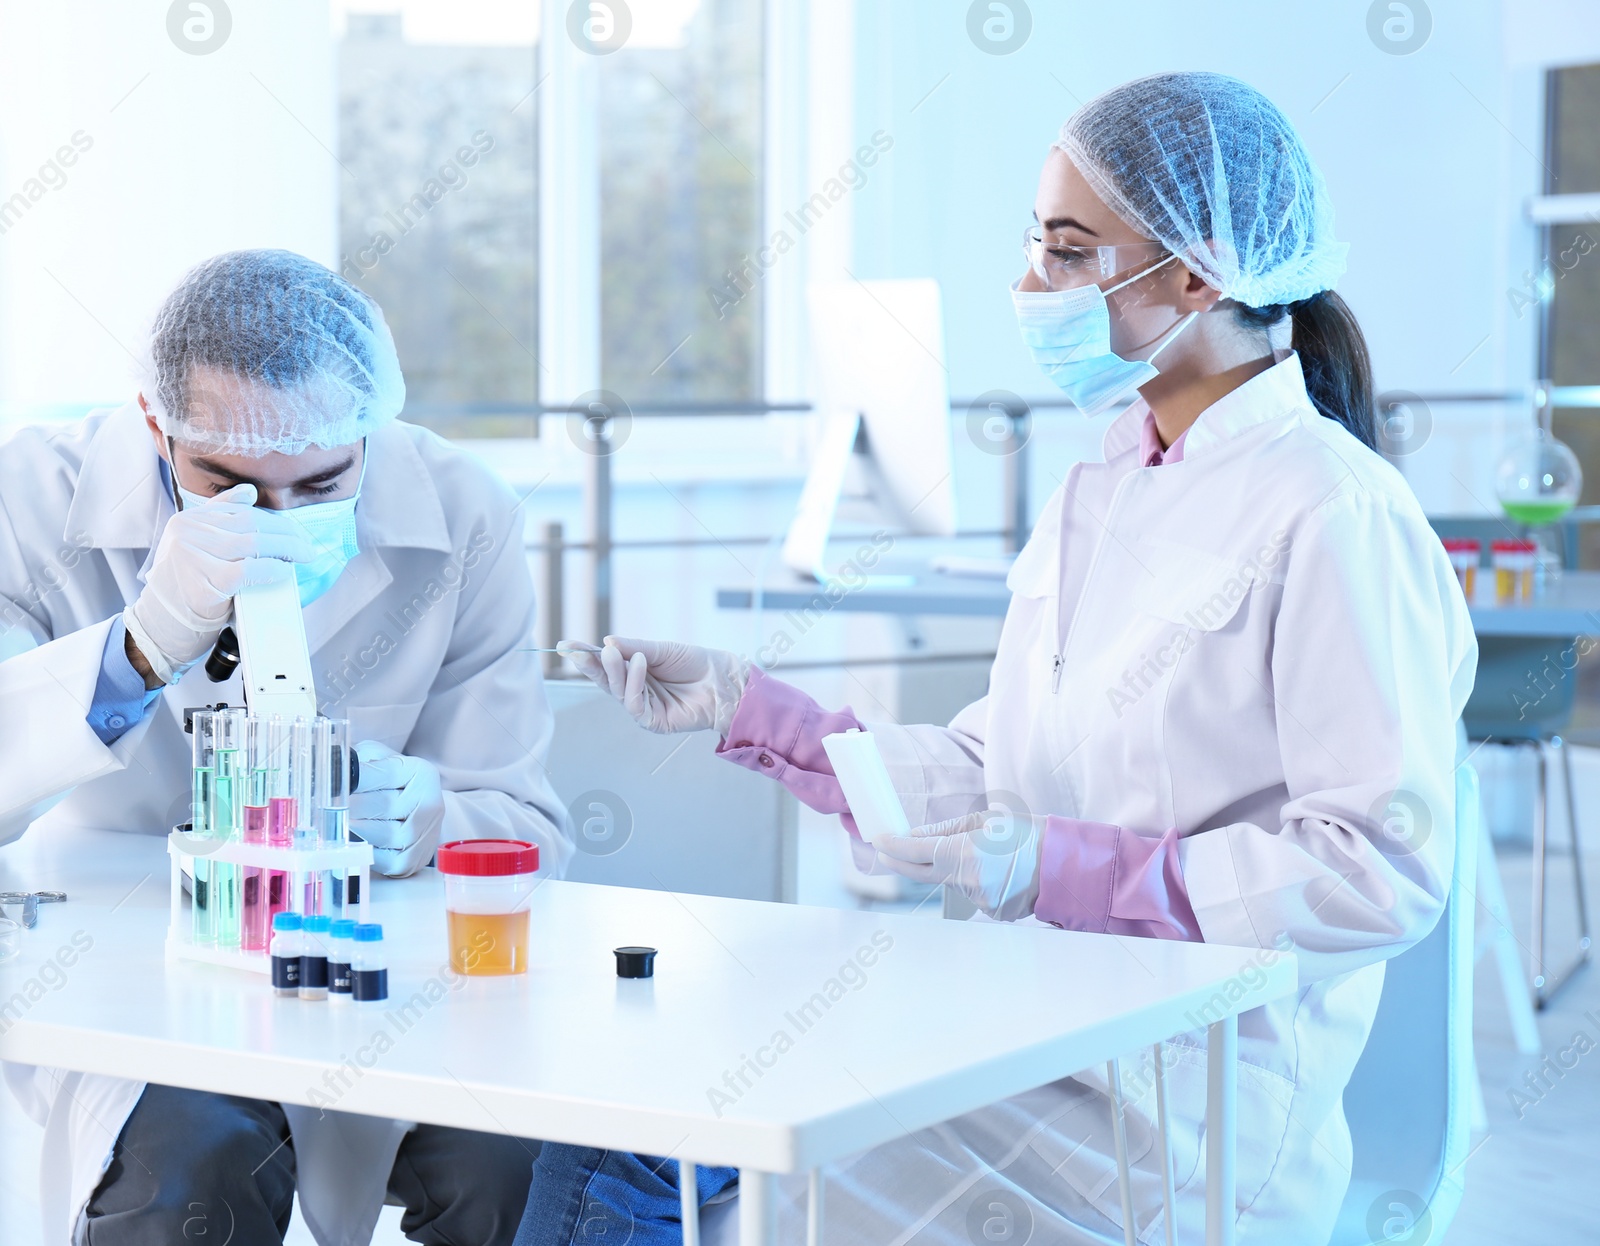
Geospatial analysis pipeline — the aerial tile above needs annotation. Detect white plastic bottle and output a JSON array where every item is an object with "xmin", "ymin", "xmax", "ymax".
[
  {"xmin": 351, "ymin": 923, "xmax": 388, "ymax": 1004},
  {"xmin": 299, "ymin": 914, "xmax": 332, "ymax": 1001},
  {"xmin": 270, "ymin": 912, "xmax": 303, "ymax": 997},
  {"xmin": 327, "ymin": 919, "xmax": 357, "ymax": 1002}
]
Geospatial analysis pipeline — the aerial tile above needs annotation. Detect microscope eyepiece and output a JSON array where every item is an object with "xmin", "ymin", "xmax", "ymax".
[{"xmin": 205, "ymin": 627, "xmax": 241, "ymax": 683}]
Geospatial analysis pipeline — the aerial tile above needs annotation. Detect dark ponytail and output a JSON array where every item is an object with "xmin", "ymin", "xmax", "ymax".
[{"xmin": 1235, "ymin": 290, "xmax": 1376, "ymax": 450}]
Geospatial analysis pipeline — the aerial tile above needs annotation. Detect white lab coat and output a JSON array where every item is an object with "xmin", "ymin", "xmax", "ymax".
[
  {"xmin": 0, "ymin": 401, "xmax": 572, "ymax": 1246},
  {"xmin": 785, "ymin": 355, "xmax": 1476, "ymax": 1244}
]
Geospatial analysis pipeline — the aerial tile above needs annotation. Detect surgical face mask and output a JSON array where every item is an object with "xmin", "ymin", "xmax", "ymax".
[
  {"xmin": 171, "ymin": 442, "xmax": 366, "ymax": 607},
  {"xmin": 1011, "ymin": 255, "xmax": 1198, "ymax": 417}
]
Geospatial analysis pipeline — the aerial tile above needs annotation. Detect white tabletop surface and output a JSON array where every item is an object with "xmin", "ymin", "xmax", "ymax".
[{"xmin": 0, "ymin": 827, "xmax": 1294, "ymax": 1174}]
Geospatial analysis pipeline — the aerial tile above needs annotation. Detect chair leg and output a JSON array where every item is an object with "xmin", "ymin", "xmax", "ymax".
[
  {"xmin": 1567, "ymin": 736, "xmax": 1595, "ymax": 958},
  {"xmin": 1532, "ymin": 741, "xmax": 1549, "ymax": 1005},
  {"xmin": 1535, "ymin": 735, "xmax": 1593, "ymax": 1009}
]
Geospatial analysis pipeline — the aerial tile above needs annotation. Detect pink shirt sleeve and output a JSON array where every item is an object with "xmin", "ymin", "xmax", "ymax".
[
  {"xmin": 1035, "ymin": 817, "xmax": 1202, "ymax": 942},
  {"xmin": 718, "ymin": 671, "xmax": 1202, "ymax": 940},
  {"xmin": 716, "ymin": 667, "xmax": 862, "ymax": 819}
]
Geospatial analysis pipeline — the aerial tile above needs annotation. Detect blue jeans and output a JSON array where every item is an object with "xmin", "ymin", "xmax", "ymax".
[
  {"xmin": 88, "ymin": 1083, "xmax": 533, "ymax": 1245},
  {"xmin": 514, "ymin": 1144, "xmax": 739, "ymax": 1245}
]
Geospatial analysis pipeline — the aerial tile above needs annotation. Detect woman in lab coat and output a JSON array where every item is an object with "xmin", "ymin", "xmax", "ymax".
[{"xmin": 544, "ymin": 72, "xmax": 1477, "ymax": 1244}]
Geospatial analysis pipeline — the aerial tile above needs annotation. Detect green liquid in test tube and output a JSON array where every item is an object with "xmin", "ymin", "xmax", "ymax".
[
  {"xmin": 212, "ymin": 709, "xmax": 244, "ymax": 949},
  {"xmin": 190, "ymin": 710, "xmax": 216, "ymax": 947}
]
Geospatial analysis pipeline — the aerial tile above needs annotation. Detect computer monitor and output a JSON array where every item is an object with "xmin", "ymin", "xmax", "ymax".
[{"xmin": 782, "ymin": 278, "xmax": 957, "ymax": 578}]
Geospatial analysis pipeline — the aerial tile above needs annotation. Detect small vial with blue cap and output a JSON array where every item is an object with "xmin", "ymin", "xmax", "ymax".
[
  {"xmin": 299, "ymin": 915, "xmax": 332, "ymax": 1000},
  {"xmin": 270, "ymin": 912, "xmax": 303, "ymax": 997},
  {"xmin": 328, "ymin": 919, "xmax": 357, "ymax": 1001},
  {"xmin": 351, "ymin": 923, "xmax": 388, "ymax": 1004}
]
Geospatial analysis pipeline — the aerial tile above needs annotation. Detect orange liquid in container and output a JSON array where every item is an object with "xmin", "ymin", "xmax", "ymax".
[
  {"xmin": 448, "ymin": 908, "xmax": 530, "ymax": 975},
  {"xmin": 438, "ymin": 839, "xmax": 540, "ymax": 976}
]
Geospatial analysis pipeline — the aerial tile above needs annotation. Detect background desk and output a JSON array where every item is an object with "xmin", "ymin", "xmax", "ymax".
[
  {"xmin": 717, "ymin": 570, "xmax": 1010, "ymax": 619},
  {"xmin": 0, "ymin": 828, "xmax": 1293, "ymax": 1245},
  {"xmin": 719, "ymin": 567, "xmax": 1600, "ymax": 639}
]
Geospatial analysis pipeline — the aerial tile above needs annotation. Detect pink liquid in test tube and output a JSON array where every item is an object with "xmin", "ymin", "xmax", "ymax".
[
  {"xmin": 244, "ymin": 805, "xmax": 270, "ymax": 843},
  {"xmin": 268, "ymin": 796, "xmax": 297, "ymax": 846},
  {"xmin": 241, "ymin": 803, "xmax": 271, "ymax": 951},
  {"xmin": 268, "ymin": 797, "xmax": 296, "ymax": 921}
]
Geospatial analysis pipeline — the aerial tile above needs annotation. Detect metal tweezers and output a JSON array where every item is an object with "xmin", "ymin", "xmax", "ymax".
[{"xmin": 0, "ymin": 891, "xmax": 67, "ymax": 929}]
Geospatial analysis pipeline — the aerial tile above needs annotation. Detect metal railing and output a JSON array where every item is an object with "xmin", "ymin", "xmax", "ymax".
[
  {"xmin": 531, "ymin": 395, "xmax": 1058, "ymax": 648},
  {"xmin": 477, "ymin": 389, "xmax": 1532, "ymax": 672}
]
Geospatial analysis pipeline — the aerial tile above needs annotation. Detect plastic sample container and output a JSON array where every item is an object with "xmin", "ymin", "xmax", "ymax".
[
  {"xmin": 1491, "ymin": 538, "xmax": 1537, "ymax": 604},
  {"xmin": 436, "ymin": 839, "xmax": 540, "ymax": 976},
  {"xmin": 1440, "ymin": 537, "xmax": 1480, "ymax": 599}
]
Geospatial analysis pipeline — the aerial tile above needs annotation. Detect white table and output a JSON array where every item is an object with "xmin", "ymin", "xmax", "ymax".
[
  {"xmin": 0, "ymin": 828, "xmax": 1295, "ymax": 1246},
  {"xmin": 719, "ymin": 568, "xmax": 1600, "ymax": 639}
]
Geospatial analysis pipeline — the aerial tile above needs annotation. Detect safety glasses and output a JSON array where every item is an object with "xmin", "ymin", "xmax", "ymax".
[{"xmin": 1022, "ymin": 227, "xmax": 1169, "ymax": 291}]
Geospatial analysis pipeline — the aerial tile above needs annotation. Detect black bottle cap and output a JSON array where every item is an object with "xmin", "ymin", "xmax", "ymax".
[{"xmin": 614, "ymin": 946, "xmax": 657, "ymax": 978}]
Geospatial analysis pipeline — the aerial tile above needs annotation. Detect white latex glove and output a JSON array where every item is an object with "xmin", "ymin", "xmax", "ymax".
[
  {"xmin": 124, "ymin": 482, "xmax": 315, "ymax": 683},
  {"xmin": 351, "ymin": 741, "xmax": 447, "ymax": 877},
  {"xmin": 557, "ymin": 636, "xmax": 751, "ymax": 735},
  {"xmin": 874, "ymin": 809, "xmax": 1045, "ymax": 921}
]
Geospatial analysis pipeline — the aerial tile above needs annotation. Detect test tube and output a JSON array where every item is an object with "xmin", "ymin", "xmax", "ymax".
[
  {"xmin": 267, "ymin": 715, "xmax": 296, "ymax": 848},
  {"xmin": 212, "ymin": 709, "xmax": 244, "ymax": 949},
  {"xmin": 291, "ymin": 717, "xmax": 321, "ymax": 915},
  {"xmin": 317, "ymin": 717, "xmax": 352, "ymax": 917},
  {"xmin": 240, "ymin": 716, "xmax": 272, "ymax": 952},
  {"xmin": 265, "ymin": 715, "xmax": 295, "ymax": 926},
  {"xmin": 191, "ymin": 710, "xmax": 216, "ymax": 947}
]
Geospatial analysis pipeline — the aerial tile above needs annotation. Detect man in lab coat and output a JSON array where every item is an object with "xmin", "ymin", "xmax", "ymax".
[{"xmin": 0, "ymin": 250, "xmax": 571, "ymax": 1245}]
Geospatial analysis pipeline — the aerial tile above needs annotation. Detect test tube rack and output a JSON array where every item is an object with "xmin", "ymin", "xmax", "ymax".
[{"xmin": 165, "ymin": 831, "xmax": 374, "ymax": 974}]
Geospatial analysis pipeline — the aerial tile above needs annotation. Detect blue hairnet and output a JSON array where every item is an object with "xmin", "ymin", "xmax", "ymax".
[
  {"xmin": 141, "ymin": 249, "xmax": 405, "ymax": 456},
  {"xmin": 1056, "ymin": 73, "xmax": 1347, "ymax": 308}
]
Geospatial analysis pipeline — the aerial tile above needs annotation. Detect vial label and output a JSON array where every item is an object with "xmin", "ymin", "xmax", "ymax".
[
  {"xmin": 300, "ymin": 955, "xmax": 330, "ymax": 991},
  {"xmin": 271, "ymin": 954, "xmax": 301, "ymax": 991},
  {"xmin": 330, "ymin": 961, "xmax": 352, "ymax": 994},
  {"xmin": 352, "ymin": 967, "xmax": 388, "ymax": 1002}
]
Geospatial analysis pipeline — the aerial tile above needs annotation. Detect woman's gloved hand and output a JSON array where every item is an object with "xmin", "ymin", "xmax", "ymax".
[
  {"xmin": 873, "ymin": 809, "xmax": 1046, "ymax": 921},
  {"xmin": 557, "ymin": 637, "xmax": 751, "ymax": 735},
  {"xmin": 124, "ymin": 482, "xmax": 315, "ymax": 684},
  {"xmin": 351, "ymin": 741, "xmax": 447, "ymax": 877}
]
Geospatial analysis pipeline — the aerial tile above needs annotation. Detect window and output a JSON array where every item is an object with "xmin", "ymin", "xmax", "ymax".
[
  {"xmin": 1543, "ymin": 64, "xmax": 1600, "ymax": 515},
  {"xmin": 337, "ymin": 11, "xmax": 538, "ymax": 437},
  {"xmin": 598, "ymin": 0, "xmax": 764, "ymax": 405},
  {"xmin": 334, "ymin": 1, "xmax": 764, "ymax": 427}
]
